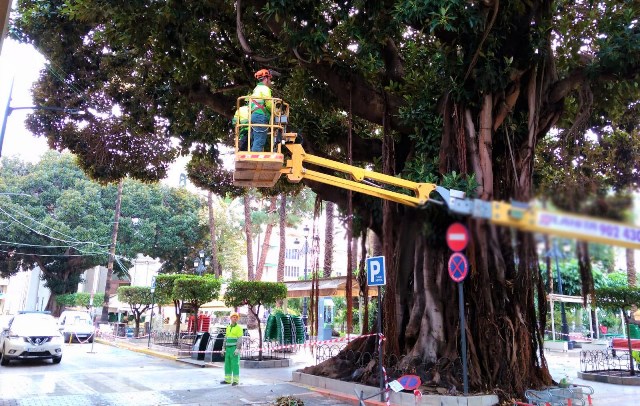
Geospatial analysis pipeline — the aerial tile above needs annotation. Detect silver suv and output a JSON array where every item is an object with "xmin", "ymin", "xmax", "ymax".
[
  {"xmin": 58, "ymin": 310, "xmax": 95, "ymax": 343},
  {"xmin": 0, "ymin": 312, "xmax": 63, "ymax": 366}
]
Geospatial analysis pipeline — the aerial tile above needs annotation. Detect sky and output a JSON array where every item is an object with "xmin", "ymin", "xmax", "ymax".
[
  {"xmin": 0, "ymin": 38, "xmax": 190, "ymax": 188},
  {"xmin": 0, "ymin": 38, "xmax": 49, "ymax": 162}
]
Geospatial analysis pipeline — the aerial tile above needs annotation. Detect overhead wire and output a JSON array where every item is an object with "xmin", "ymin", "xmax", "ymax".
[
  {"xmin": 0, "ymin": 206, "xmax": 104, "ymax": 246},
  {"xmin": 1, "ymin": 202, "xmax": 111, "ymax": 245}
]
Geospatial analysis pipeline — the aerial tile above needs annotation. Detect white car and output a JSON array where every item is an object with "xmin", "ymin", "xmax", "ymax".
[
  {"xmin": 0, "ymin": 312, "xmax": 63, "ymax": 365},
  {"xmin": 58, "ymin": 310, "xmax": 95, "ymax": 343}
]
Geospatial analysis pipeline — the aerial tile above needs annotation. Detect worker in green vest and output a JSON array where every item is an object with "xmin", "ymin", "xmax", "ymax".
[
  {"xmin": 232, "ymin": 105, "xmax": 250, "ymax": 151},
  {"xmin": 220, "ymin": 312, "xmax": 243, "ymax": 386}
]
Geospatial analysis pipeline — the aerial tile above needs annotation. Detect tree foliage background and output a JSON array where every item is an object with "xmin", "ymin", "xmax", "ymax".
[
  {"xmin": 0, "ymin": 152, "xmax": 236, "ymax": 313},
  {"xmin": 11, "ymin": 0, "xmax": 640, "ymax": 398}
]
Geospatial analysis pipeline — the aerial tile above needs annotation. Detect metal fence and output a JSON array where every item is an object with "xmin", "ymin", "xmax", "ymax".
[
  {"xmin": 312, "ymin": 342, "xmax": 463, "ymax": 385},
  {"xmin": 152, "ymin": 330, "xmax": 198, "ymax": 349},
  {"xmin": 580, "ymin": 349, "xmax": 634, "ymax": 374}
]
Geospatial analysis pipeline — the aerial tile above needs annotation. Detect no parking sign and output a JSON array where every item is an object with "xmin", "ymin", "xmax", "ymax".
[{"xmin": 448, "ymin": 252, "xmax": 469, "ymax": 283}]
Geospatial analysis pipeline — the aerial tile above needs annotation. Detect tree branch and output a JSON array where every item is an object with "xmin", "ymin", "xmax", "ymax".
[{"xmin": 236, "ymin": 0, "xmax": 280, "ymax": 63}]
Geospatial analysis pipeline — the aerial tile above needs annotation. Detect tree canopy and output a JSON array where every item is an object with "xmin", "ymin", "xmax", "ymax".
[
  {"xmin": 11, "ymin": 0, "xmax": 640, "ymax": 399},
  {"xmin": 117, "ymin": 285, "xmax": 153, "ymax": 337},
  {"xmin": 0, "ymin": 152, "xmax": 218, "ymax": 312},
  {"xmin": 224, "ymin": 280, "xmax": 287, "ymax": 360}
]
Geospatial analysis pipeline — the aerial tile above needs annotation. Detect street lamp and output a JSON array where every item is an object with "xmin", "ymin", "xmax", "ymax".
[
  {"xmin": 294, "ymin": 225, "xmax": 310, "ymax": 327},
  {"xmin": 193, "ymin": 250, "xmax": 210, "ymax": 276},
  {"xmin": 544, "ymin": 240, "xmax": 571, "ymax": 341},
  {"xmin": 1, "ymin": 79, "xmax": 85, "ymax": 157}
]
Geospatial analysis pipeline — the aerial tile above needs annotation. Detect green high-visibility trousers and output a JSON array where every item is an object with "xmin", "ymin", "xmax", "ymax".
[{"xmin": 224, "ymin": 346, "xmax": 240, "ymax": 384}]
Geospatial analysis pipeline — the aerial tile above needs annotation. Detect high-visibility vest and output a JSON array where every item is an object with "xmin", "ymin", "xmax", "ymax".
[
  {"xmin": 232, "ymin": 106, "xmax": 250, "ymax": 124},
  {"xmin": 225, "ymin": 324, "xmax": 243, "ymax": 347},
  {"xmin": 250, "ymin": 83, "xmax": 272, "ymax": 116}
]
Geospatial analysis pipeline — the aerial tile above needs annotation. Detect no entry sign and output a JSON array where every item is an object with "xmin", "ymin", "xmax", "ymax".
[
  {"xmin": 448, "ymin": 252, "xmax": 469, "ymax": 283},
  {"xmin": 446, "ymin": 222, "xmax": 469, "ymax": 252}
]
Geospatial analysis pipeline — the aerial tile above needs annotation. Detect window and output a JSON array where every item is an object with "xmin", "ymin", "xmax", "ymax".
[
  {"xmin": 285, "ymin": 266, "xmax": 300, "ymax": 278},
  {"xmin": 285, "ymin": 248, "xmax": 300, "ymax": 260}
]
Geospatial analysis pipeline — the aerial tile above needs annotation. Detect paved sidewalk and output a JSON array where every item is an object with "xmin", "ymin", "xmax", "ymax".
[
  {"xmin": 100, "ymin": 337, "xmax": 640, "ymax": 405},
  {"xmin": 544, "ymin": 348, "xmax": 640, "ymax": 406}
]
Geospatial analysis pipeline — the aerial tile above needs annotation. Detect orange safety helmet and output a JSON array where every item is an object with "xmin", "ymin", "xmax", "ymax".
[{"xmin": 254, "ymin": 69, "xmax": 272, "ymax": 80}]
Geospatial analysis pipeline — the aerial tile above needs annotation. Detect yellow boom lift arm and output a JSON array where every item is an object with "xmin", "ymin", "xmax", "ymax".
[{"xmin": 232, "ymin": 97, "xmax": 640, "ymax": 250}]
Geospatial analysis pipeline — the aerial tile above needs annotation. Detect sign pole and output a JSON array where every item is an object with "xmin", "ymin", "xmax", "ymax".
[
  {"xmin": 366, "ymin": 256, "xmax": 386, "ymax": 402},
  {"xmin": 458, "ymin": 281, "xmax": 468, "ymax": 395},
  {"xmin": 378, "ymin": 285, "xmax": 384, "ymax": 401},
  {"xmin": 446, "ymin": 222, "xmax": 470, "ymax": 395}
]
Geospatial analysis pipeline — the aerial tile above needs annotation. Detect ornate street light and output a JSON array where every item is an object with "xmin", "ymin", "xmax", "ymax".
[
  {"xmin": 294, "ymin": 225, "xmax": 310, "ymax": 327},
  {"xmin": 193, "ymin": 249, "xmax": 211, "ymax": 276}
]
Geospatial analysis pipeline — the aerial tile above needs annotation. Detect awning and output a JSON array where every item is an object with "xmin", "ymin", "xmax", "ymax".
[
  {"xmin": 106, "ymin": 294, "xmax": 130, "ymax": 312},
  {"xmin": 283, "ymin": 276, "xmax": 378, "ymax": 298}
]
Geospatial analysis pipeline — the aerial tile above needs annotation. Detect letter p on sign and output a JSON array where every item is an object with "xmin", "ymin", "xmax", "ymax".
[{"xmin": 366, "ymin": 256, "xmax": 386, "ymax": 286}]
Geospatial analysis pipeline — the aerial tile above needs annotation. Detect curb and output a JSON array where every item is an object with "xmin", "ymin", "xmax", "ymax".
[
  {"xmin": 96, "ymin": 338, "xmax": 179, "ymax": 362},
  {"xmin": 311, "ymin": 386, "xmax": 387, "ymax": 405}
]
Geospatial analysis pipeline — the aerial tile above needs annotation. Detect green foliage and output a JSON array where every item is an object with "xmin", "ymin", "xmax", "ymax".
[
  {"xmin": 0, "ymin": 152, "xmax": 216, "ymax": 310},
  {"xmin": 595, "ymin": 286, "xmax": 640, "ymax": 312},
  {"xmin": 223, "ymin": 281, "xmax": 287, "ymax": 310},
  {"xmin": 56, "ymin": 292, "xmax": 105, "ymax": 309},
  {"xmin": 173, "ymin": 275, "xmax": 222, "ymax": 309},
  {"xmin": 117, "ymin": 286, "xmax": 153, "ymax": 307}
]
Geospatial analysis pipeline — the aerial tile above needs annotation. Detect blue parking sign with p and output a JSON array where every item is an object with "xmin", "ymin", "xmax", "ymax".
[{"xmin": 366, "ymin": 256, "xmax": 386, "ymax": 286}]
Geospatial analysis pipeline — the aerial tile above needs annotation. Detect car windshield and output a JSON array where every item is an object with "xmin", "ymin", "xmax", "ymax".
[
  {"xmin": 66, "ymin": 314, "xmax": 92, "ymax": 325},
  {"xmin": 11, "ymin": 314, "xmax": 58, "ymax": 332}
]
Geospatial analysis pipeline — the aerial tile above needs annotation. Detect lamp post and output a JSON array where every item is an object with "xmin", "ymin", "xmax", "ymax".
[
  {"xmin": 295, "ymin": 225, "xmax": 310, "ymax": 328},
  {"xmin": 1, "ymin": 79, "xmax": 84, "ymax": 157},
  {"xmin": 147, "ymin": 276, "xmax": 156, "ymax": 348},
  {"xmin": 193, "ymin": 250, "xmax": 210, "ymax": 276},
  {"xmin": 545, "ymin": 240, "xmax": 570, "ymax": 341}
]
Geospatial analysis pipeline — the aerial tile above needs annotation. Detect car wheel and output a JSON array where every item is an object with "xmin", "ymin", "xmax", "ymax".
[
  {"xmin": 0, "ymin": 347, "xmax": 9, "ymax": 366},
  {"xmin": 52, "ymin": 356, "xmax": 62, "ymax": 364},
  {"xmin": 88, "ymin": 336, "xmax": 94, "ymax": 343}
]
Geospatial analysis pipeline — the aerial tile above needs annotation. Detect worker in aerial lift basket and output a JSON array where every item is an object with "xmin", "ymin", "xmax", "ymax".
[
  {"xmin": 232, "ymin": 104, "xmax": 250, "ymax": 151},
  {"xmin": 248, "ymin": 69, "xmax": 273, "ymax": 152}
]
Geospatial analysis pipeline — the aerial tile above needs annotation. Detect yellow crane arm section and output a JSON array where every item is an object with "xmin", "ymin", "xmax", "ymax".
[
  {"xmin": 279, "ymin": 143, "xmax": 640, "ymax": 250},
  {"xmin": 282, "ymin": 143, "xmax": 437, "ymax": 207},
  {"xmin": 437, "ymin": 187, "xmax": 640, "ymax": 250}
]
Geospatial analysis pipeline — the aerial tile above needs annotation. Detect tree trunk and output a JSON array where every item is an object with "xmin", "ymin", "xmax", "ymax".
[
  {"xmin": 208, "ymin": 191, "xmax": 220, "ymax": 276},
  {"xmin": 627, "ymin": 248, "xmax": 636, "ymax": 287},
  {"xmin": 244, "ymin": 195, "xmax": 255, "ymax": 281},
  {"xmin": 255, "ymin": 196, "xmax": 277, "ymax": 281},
  {"xmin": 100, "ymin": 180, "xmax": 123, "ymax": 323},
  {"xmin": 173, "ymin": 300, "xmax": 182, "ymax": 343},
  {"xmin": 277, "ymin": 195, "xmax": 286, "ymax": 283},
  {"xmin": 358, "ymin": 227, "xmax": 369, "ymax": 333},
  {"xmin": 323, "ymin": 202, "xmax": 334, "ymax": 278}
]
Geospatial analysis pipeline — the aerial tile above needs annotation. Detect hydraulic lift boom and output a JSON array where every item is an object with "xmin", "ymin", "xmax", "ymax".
[{"xmin": 232, "ymin": 97, "xmax": 640, "ymax": 250}]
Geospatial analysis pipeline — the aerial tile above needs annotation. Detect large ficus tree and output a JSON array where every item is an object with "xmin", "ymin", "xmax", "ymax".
[{"xmin": 12, "ymin": 0, "xmax": 640, "ymax": 398}]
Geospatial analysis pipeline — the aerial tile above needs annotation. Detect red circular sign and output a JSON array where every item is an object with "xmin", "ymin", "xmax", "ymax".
[
  {"xmin": 446, "ymin": 223, "xmax": 469, "ymax": 252},
  {"xmin": 448, "ymin": 252, "xmax": 469, "ymax": 283}
]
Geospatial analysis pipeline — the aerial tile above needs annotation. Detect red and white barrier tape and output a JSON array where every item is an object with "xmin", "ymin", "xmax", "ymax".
[
  {"xmin": 378, "ymin": 333, "xmax": 390, "ymax": 406},
  {"xmin": 71, "ymin": 331, "xmax": 95, "ymax": 344}
]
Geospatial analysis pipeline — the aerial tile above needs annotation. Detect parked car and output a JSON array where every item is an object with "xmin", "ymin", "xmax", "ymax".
[
  {"xmin": 58, "ymin": 310, "xmax": 95, "ymax": 343},
  {"xmin": 0, "ymin": 312, "xmax": 63, "ymax": 366}
]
